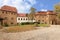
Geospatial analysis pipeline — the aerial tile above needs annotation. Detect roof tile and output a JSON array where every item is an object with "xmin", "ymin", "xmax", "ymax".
[
  {"xmin": 18, "ymin": 13, "xmax": 27, "ymax": 17},
  {"xmin": 1, "ymin": 5, "xmax": 17, "ymax": 12}
]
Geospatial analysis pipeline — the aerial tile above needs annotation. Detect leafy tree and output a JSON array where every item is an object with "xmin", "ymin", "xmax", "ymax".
[
  {"xmin": 54, "ymin": 2, "xmax": 60, "ymax": 24},
  {"xmin": 28, "ymin": 7, "xmax": 39, "ymax": 27},
  {"xmin": 54, "ymin": 3, "xmax": 60, "ymax": 19},
  {"xmin": 28, "ymin": 7, "xmax": 36, "ymax": 22}
]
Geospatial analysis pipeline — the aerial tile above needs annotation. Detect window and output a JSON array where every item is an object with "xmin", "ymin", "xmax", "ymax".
[
  {"xmin": 38, "ymin": 20, "xmax": 40, "ymax": 22},
  {"xmin": 42, "ymin": 16, "xmax": 44, "ymax": 18},
  {"xmin": 42, "ymin": 20, "xmax": 44, "ymax": 22},
  {"xmin": 26, "ymin": 18, "xmax": 27, "ymax": 20},
  {"xmin": 45, "ymin": 22, "xmax": 47, "ymax": 24},
  {"xmin": 6, "ymin": 11, "xmax": 7, "ymax": 14},
  {"xmin": 12, "ymin": 13, "xmax": 14, "ymax": 15},
  {"xmin": 2, "ymin": 11, "xmax": 4, "ymax": 13},
  {"xmin": 41, "ymin": 20, "xmax": 44, "ymax": 24},
  {"xmin": 11, "ymin": 22, "xmax": 13, "ymax": 24},
  {"xmin": 11, "ymin": 17, "xmax": 14, "ymax": 20},
  {"xmin": 18, "ymin": 18, "xmax": 20, "ymax": 20},
  {"xmin": 5, "ymin": 17, "xmax": 7, "ymax": 20},
  {"xmin": 37, "ymin": 20, "xmax": 40, "ymax": 24},
  {"xmin": 12, "ymin": 12, "xmax": 15, "ymax": 15},
  {"xmin": 23, "ymin": 18, "xmax": 25, "ymax": 20},
  {"xmin": 21, "ymin": 18, "xmax": 22, "ymax": 20},
  {"xmin": 14, "ymin": 13, "xmax": 15, "ymax": 15}
]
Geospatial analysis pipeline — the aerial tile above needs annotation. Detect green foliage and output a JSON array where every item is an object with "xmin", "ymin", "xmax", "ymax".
[
  {"xmin": 21, "ymin": 22, "xmax": 34, "ymax": 25},
  {"xmin": 57, "ymin": 13, "xmax": 60, "ymax": 18},
  {"xmin": 55, "ymin": 5, "xmax": 60, "ymax": 13},
  {"xmin": 54, "ymin": 3, "xmax": 60, "ymax": 19},
  {"xmin": 34, "ymin": 23, "xmax": 39, "ymax": 27},
  {"xmin": 28, "ymin": 7, "xmax": 36, "ymax": 20},
  {"xmin": 38, "ymin": 24, "xmax": 49, "ymax": 27}
]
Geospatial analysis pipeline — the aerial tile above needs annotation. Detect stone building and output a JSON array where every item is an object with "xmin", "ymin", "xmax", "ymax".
[
  {"xmin": 0, "ymin": 5, "xmax": 57, "ymax": 26},
  {"xmin": 35, "ymin": 11, "xmax": 57, "ymax": 25},
  {"xmin": 0, "ymin": 5, "xmax": 17, "ymax": 26}
]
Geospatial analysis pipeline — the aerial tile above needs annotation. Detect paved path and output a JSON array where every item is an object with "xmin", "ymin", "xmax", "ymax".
[{"xmin": 0, "ymin": 25, "xmax": 60, "ymax": 40}]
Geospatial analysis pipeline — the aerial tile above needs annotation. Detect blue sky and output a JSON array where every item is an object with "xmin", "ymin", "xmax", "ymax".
[{"xmin": 0, "ymin": 0, "xmax": 60, "ymax": 13}]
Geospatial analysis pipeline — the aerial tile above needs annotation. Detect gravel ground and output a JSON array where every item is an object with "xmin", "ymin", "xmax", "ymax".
[{"xmin": 0, "ymin": 25, "xmax": 60, "ymax": 40}]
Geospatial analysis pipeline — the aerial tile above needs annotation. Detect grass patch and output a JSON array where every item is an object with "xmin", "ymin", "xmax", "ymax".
[
  {"xmin": 2, "ymin": 25, "xmax": 37, "ymax": 33},
  {"xmin": 17, "ymin": 23, "xmax": 35, "ymax": 27},
  {"xmin": 17, "ymin": 23, "xmax": 49, "ymax": 27},
  {"xmin": 2, "ymin": 23, "xmax": 50, "ymax": 33},
  {"xmin": 38, "ymin": 24, "xmax": 49, "ymax": 27}
]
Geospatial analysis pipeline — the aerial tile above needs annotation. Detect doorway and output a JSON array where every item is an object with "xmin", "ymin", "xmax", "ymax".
[{"xmin": 0, "ymin": 18, "xmax": 4, "ymax": 26}]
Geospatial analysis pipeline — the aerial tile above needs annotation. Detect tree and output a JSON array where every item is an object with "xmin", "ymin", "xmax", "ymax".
[
  {"xmin": 54, "ymin": 3, "xmax": 60, "ymax": 19},
  {"xmin": 28, "ymin": 7, "xmax": 39, "ymax": 27},
  {"xmin": 54, "ymin": 2, "xmax": 60, "ymax": 24},
  {"xmin": 28, "ymin": 7, "xmax": 36, "ymax": 22}
]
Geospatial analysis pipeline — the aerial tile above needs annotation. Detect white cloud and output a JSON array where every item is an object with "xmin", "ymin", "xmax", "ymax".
[
  {"xmin": 2, "ymin": 0, "xmax": 11, "ymax": 5},
  {"xmin": 28, "ymin": 0, "xmax": 36, "ymax": 5},
  {"xmin": 0, "ymin": 0, "xmax": 37, "ymax": 13},
  {"xmin": 3, "ymin": 0, "xmax": 8, "ymax": 3},
  {"xmin": 40, "ymin": 9, "xmax": 47, "ymax": 11}
]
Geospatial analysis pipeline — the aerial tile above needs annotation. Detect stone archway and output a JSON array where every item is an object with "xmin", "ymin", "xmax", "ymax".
[
  {"xmin": 52, "ymin": 19, "xmax": 57, "ymax": 25},
  {"xmin": 0, "ymin": 18, "xmax": 4, "ymax": 26}
]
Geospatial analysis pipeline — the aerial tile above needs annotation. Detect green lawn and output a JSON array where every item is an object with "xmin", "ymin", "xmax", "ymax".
[
  {"xmin": 38, "ymin": 24, "xmax": 50, "ymax": 27},
  {"xmin": 18, "ymin": 23, "xmax": 49, "ymax": 27}
]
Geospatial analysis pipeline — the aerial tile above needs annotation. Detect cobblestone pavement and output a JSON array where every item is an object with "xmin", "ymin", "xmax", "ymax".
[{"xmin": 0, "ymin": 25, "xmax": 60, "ymax": 40}]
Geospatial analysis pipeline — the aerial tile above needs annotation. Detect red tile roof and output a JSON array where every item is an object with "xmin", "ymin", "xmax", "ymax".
[
  {"xmin": 1, "ymin": 5, "xmax": 17, "ymax": 12},
  {"xmin": 36, "ymin": 11, "xmax": 47, "ymax": 15},
  {"xmin": 47, "ymin": 11, "xmax": 56, "ymax": 15},
  {"xmin": 18, "ymin": 13, "xmax": 27, "ymax": 17},
  {"xmin": 36, "ymin": 11, "xmax": 56, "ymax": 15}
]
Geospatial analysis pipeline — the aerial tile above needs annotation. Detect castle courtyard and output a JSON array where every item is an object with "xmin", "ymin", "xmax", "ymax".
[{"xmin": 0, "ymin": 25, "xmax": 60, "ymax": 40}]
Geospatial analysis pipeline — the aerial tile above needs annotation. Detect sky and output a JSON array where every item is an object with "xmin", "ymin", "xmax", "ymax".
[{"xmin": 0, "ymin": 0, "xmax": 60, "ymax": 13}]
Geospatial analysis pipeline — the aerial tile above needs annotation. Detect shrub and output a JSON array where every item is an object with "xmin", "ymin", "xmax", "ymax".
[
  {"xmin": 34, "ymin": 23, "xmax": 39, "ymax": 27},
  {"xmin": 21, "ymin": 22, "xmax": 34, "ymax": 25},
  {"xmin": 34, "ymin": 22, "xmax": 40, "ymax": 24}
]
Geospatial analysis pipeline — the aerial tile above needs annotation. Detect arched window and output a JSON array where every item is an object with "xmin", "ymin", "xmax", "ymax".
[
  {"xmin": 21, "ymin": 18, "xmax": 22, "ymax": 20},
  {"xmin": 18, "ymin": 18, "xmax": 20, "ymax": 20}
]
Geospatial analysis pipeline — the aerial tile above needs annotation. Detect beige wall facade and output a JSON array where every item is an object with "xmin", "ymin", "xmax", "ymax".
[
  {"xmin": 35, "ymin": 11, "xmax": 57, "ymax": 25},
  {"xmin": 0, "ymin": 6, "xmax": 17, "ymax": 26}
]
